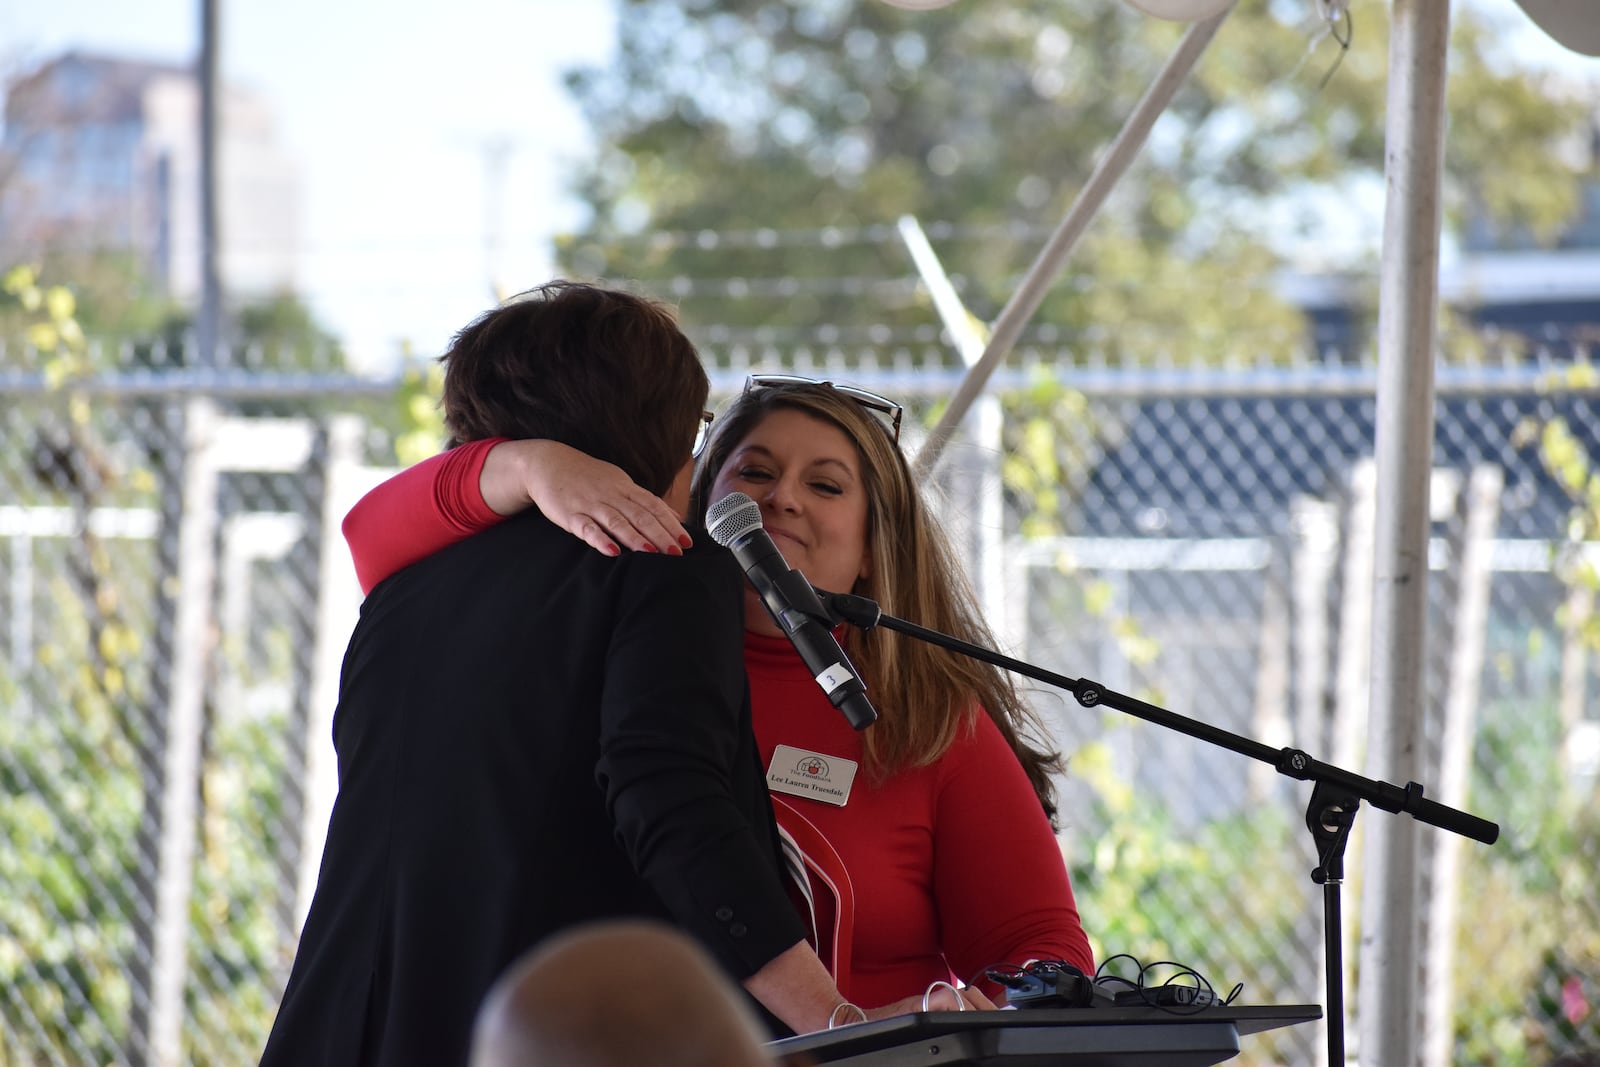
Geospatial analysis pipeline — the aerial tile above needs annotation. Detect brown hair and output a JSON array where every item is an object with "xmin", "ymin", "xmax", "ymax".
[
  {"xmin": 691, "ymin": 381, "xmax": 1065, "ymax": 823},
  {"xmin": 440, "ymin": 281, "xmax": 707, "ymax": 497}
]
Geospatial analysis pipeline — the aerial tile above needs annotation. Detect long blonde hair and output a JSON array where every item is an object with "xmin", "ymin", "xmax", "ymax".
[{"xmin": 691, "ymin": 381, "xmax": 1065, "ymax": 823}]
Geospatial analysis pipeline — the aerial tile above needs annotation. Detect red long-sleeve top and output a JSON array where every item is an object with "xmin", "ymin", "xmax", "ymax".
[
  {"xmin": 341, "ymin": 439, "xmax": 1095, "ymax": 1004},
  {"xmin": 741, "ymin": 630, "xmax": 1092, "ymax": 1004}
]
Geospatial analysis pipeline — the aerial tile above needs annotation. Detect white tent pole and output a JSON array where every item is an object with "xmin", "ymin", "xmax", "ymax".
[
  {"xmin": 912, "ymin": 3, "xmax": 1235, "ymax": 478},
  {"xmin": 896, "ymin": 216, "xmax": 1010, "ymax": 632},
  {"xmin": 1359, "ymin": 1, "xmax": 1452, "ymax": 1063}
]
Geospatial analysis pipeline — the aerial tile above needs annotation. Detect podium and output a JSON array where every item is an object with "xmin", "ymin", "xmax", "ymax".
[{"xmin": 768, "ymin": 1005, "xmax": 1323, "ymax": 1066}]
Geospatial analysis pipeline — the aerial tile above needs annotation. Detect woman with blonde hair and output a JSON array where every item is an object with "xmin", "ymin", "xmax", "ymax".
[{"xmin": 687, "ymin": 378, "xmax": 1065, "ymax": 821}]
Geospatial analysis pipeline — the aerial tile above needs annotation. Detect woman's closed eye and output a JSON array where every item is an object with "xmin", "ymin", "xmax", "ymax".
[{"xmin": 733, "ymin": 466, "xmax": 845, "ymax": 496}]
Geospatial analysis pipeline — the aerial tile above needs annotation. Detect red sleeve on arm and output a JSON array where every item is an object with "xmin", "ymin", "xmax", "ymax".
[
  {"xmin": 932, "ymin": 713, "xmax": 1095, "ymax": 994},
  {"xmin": 342, "ymin": 437, "xmax": 510, "ymax": 594}
]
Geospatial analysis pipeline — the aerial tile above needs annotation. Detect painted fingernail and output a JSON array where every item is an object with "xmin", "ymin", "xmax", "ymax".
[
  {"xmin": 667, "ymin": 545, "xmax": 683, "ymax": 556},
  {"xmin": 604, "ymin": 542, "xmax": 619, "ymax": 556},
  {"xmin": 678, "ymin": 534, "xmax": 694, "ymax": 549},
  {"xmin": 641, "ymin": 542, "xmax": 659, "ymax": 553}
]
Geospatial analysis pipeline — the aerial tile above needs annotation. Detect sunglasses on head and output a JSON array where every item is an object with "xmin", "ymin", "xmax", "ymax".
[{"xmin": 742, "ymin": 374, "xmax": 904, "ymax": 444}]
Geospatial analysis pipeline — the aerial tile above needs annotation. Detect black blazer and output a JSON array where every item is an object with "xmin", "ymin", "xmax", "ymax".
[{"xmin": 260, "ymin": 510, "xmax": 806, "ymax": 1066}]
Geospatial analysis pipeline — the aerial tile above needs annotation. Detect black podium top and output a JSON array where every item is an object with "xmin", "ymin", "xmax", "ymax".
[{"xmin": 768, "ymin": 1005, "xmax": 1323, "ymax": 1067}]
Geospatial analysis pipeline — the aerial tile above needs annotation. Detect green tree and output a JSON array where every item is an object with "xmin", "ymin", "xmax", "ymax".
[
  {"xmin": 0, "ymin": 263, "xmax": 147, "ymax": 1063},
  {"xmin": 0, "ymin": 252, "xmax": 171, "ymax": 346},
  {"xmin": 0, "ymin": 249, "xmax": 347, "ymax": 377},
  {"xmin": 556, "ymin": 0, "xmax": 1592, "ymax": 361}
]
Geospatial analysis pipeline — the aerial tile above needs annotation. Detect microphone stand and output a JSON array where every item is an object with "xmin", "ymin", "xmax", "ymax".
[{"xmin": 814, "ymin": 589, "xmax": 1500, "ymax": 1067}]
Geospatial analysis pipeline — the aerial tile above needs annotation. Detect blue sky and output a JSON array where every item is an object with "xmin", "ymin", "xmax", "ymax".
[{"xmin": 1, "ymin": 0, "xmax": 1594, "ymax": 371}]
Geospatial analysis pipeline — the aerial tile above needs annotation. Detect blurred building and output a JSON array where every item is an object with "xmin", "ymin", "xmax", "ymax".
[
  {"xmin": 1287, "ymin": 110, "xmax": 1600, "ymax": 357},
  {"xmin": 0, "ymin": 50, "xmax": 302, "ymax": 303}
]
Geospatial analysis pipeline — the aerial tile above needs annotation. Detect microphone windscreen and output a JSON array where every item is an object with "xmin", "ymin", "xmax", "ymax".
[{"xmin": 706, "ymin": 492, "xmax": 762, "ymax": 547}]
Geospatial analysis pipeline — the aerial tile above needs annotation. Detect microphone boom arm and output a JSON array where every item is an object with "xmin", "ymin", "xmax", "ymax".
[
  {"xmin": 816, "ymin": 589, "xmax": 1496, "ymax": 844},
  {"xmin": 814, "ymin": 585, "xmax": 1500, "ymax": 1067}
]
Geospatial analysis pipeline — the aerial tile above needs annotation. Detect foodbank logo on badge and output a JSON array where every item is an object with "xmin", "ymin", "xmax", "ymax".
[{"xmin": 796, "ymin": 755, "xmax": 830, "ymax": 780}]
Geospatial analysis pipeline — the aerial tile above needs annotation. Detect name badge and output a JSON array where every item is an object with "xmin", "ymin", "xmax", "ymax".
[{"xmin": 766, "ymin": 744, "xmax": 858, "ymax": 807}]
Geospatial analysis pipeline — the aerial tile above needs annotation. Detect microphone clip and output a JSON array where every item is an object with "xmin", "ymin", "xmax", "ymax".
[
  {"xmin": 767, "ymin": 569, "xmax": 836, "ymax": 635},
  {"xmin": 813, "ymin": 589, "xmax": 882, "ymax": 630}
]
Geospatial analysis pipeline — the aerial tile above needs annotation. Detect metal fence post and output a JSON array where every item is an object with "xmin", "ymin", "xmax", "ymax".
[
  {"xmin": 296, "ymin": 416, "xmax": 383, "ymax": 934},
  {"xmin": 132, "ymin": 396, "xmax": 221, "ymax": 1067},
  {"xmin": 1421, "ymin": 463, "xmax": 1502, "ymax": 1066}
]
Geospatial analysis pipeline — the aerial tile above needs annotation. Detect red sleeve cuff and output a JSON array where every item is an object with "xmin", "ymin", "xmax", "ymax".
[{"xmin": 433, "ymin": 437, "xmax": 508, "ymax": 531}]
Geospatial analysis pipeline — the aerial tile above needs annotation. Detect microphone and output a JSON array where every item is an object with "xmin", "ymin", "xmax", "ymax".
[{"xmin": 705, "ymin": 492, "xmax": 877, "ymax": 730}]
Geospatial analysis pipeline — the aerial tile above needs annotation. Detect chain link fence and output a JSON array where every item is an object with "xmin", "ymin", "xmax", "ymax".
[{"xmin": 1, "ymin": 335, "xmax": 1596, "ymax": 1065}]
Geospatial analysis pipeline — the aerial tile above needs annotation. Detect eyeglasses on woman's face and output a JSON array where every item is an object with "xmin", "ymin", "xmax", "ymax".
[
  {"xmin": 742, "ymin": 374, "xmax": 903, "ymax": 444},
  {"xmin": 692, "ymin": 410, "xmax": 715, "ymax": 458}
]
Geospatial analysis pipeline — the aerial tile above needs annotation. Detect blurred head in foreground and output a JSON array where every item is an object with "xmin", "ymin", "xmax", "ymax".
[{"xmin": 470, "ymin": 919, "xmax": 777, "ymax": 1067}]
